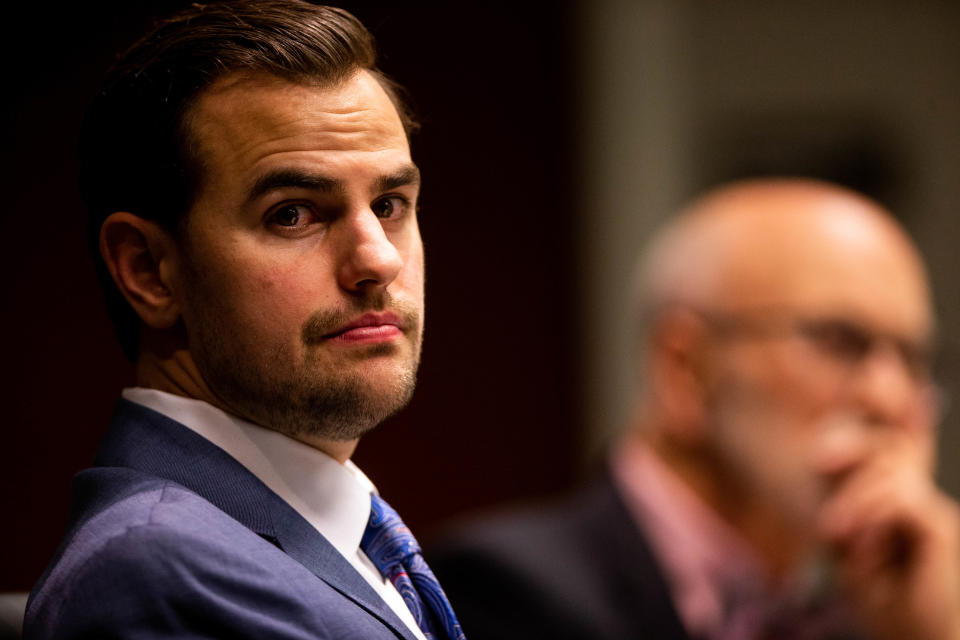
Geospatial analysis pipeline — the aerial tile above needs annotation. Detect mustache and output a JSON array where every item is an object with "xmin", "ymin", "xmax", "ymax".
[{"xmin": 301, "ymin": 292, "xmax": 421, "ymax": 345}]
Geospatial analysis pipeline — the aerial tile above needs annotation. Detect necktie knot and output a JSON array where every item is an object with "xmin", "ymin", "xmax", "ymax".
[{"xmin": 362, "ymin": 494, "xmax": 423, "ymax": 569}]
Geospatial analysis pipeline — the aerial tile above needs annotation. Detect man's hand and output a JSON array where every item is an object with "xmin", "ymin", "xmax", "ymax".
[{"xmin": 818, "ymin": 431, "xmax": 960, "ymax": 640}]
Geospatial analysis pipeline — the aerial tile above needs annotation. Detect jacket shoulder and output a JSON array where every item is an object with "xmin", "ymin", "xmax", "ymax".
[
  {"xmin": 429, "ymin": 478, "xmax": 689, "ymax": 640},
  {"xmin": 26, "ymin": 469, "xmax": 349, "ymax": 639}
]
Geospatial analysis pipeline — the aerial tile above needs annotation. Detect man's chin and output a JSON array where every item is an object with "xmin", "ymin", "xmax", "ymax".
[
  {"xmin": 285, "ymin": 357, "xmax": 419, "ymax": 439},
  {"xmin": 203, "ymin": 341, "xmax": 420, "ymax": 443},
  {"xmin": 297, "ymin": 379, "xmax": 417, "ymax": 442}
]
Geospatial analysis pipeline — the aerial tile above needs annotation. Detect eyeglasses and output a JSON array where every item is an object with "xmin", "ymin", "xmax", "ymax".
[{"xmin": 693, "ymin": 308, "xmax": 938, "ymax": 388}]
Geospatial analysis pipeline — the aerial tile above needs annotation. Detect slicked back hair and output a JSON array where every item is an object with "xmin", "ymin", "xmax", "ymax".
[{"xmin": 81, "ymin": 0, "xmax": 417, "ymax": 360}]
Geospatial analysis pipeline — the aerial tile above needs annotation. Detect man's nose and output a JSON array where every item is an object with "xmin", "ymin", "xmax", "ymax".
[
  {"xmin": 849, "ymin": 341, "xmax": 925, "ymax": 427},
  {"xmin": 335, "ymin": 210, "xmax": 403, "ymax": 293}
]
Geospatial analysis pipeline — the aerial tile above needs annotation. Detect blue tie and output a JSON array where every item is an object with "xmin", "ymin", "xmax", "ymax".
[{"xmin": 360, "ymin": 494, "xmax": 466, "ymax": 640}]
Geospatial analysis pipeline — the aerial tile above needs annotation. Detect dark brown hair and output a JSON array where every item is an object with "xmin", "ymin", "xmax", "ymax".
[{"xmin": 81, "ymin": 0, "xmax": 416, "ymax": 360}]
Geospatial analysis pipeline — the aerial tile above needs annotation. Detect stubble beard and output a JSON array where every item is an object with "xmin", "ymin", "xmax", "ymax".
[{"xmin": 192, "ymin": 295, "xmax": 423, "ymax": 443}]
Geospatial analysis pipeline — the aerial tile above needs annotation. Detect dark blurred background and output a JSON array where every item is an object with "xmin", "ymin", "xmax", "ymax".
[{"xmin": 2, "ymin": 0, "xmax": 959, "ymax": 591}]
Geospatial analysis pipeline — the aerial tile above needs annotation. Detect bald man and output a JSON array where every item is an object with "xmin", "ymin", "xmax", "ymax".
[{"xmin": 431, "ymin": 179, "xmax": 960, "ymax": 640}]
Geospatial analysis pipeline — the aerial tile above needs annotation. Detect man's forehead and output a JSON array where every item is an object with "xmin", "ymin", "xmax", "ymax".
[
  {"xmin": 648, "ymin": 182, "xmax": 934, "ymax": 338},
  {"xmin": 709, "ymin": 196, "xmax": 933, "ymax": 337},
  {"xmin": 186, "ymin": 71, "xmax": 410, "ymax": 178}
]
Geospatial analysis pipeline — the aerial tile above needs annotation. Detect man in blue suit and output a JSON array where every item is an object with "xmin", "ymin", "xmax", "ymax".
[{"xmin": 25, "ymin": 2, "xmax": 463, "ymax": 638}]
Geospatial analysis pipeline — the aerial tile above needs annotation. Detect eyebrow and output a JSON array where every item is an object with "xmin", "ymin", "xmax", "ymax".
[
  {"xmin": 246, "ymin": 164, "xmax": 421, "ymax": 205},
  {"xmin": 247, "ymin": 169, "xmax": 341, "ymax": 204},
  {"xmin": 374, "ymin": 164, "xmax": 421, "ymax": 194}
]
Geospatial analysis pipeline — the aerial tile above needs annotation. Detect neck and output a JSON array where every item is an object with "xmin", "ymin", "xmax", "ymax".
[
  {"xmin": 135, "ymin": 344, "xmax": 218, "ymax": 404},
  {"xmin": 134, "ymin": 329, "xmax": 360, "ymax": 464}
]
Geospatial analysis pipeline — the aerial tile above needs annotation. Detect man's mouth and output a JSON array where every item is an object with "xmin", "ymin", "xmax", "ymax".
[{"xmin": 324, "ymin": 312, "xmax": 404, "ymax": 344}]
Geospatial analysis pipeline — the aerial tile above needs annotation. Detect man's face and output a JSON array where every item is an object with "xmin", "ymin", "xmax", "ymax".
[
  {"xmin": 699, "ymin": 207, "xmax": 936, "ymax": 541},
  {"xmin": 170, "ymin": 71, "xmax": 424, "ymax": 443}
]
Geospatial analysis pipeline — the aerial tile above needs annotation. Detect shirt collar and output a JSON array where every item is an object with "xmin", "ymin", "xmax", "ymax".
[
  {"xmin": 121, "ymin": 387, "xmax": 375, "ymax": 560},
  {"xmin": 611, "ymin": 439, "xmax": 767, "ymax": 636}
]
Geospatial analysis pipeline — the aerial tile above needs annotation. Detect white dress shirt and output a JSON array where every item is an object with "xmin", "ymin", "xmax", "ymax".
[{"xmin": 122, "ymin": 387, "xmax": 427, "ymax": 640}]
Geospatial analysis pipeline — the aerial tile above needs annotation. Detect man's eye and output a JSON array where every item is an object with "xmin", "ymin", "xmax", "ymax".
[
  {"xmin": 802, "ymin": 320, "xmax": 872, "ymax": 361},
  {"xmin": 371, "ymin": 196, "xmax": 408, "ymax": 219},
  {"xmin": 269, "ymin": 204, "xmax": 312, "ymax": 228}
]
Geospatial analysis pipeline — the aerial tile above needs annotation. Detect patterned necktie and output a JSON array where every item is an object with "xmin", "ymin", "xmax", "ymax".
[{"xmin": 360, "ymin": 494, "xmax": 466, "ymax": 640}]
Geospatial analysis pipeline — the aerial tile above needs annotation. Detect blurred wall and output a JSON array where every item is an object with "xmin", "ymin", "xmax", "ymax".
[{"xmin": 577, "ymin": 0, "xmax": 960, "ymax": 493}]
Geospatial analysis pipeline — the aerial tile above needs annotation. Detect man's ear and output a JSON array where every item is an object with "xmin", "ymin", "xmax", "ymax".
[
  {"xmin": 647, "ymin": 308, "xmax": 713, "ymax": 444},
  {"xmin": 99, "ymin": 212, "xmax": 182, "ymax": 329}
]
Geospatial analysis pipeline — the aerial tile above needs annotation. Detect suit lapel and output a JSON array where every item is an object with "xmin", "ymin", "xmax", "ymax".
[
  {"xmin": 584, "ymin": 474, "xmax": 692, "ymax": 640},
  {"xmin": 267, "ymin": 500, "xmax": 419, "ymax": 640},
  {"xmin": 97, "ymin": 399, "xmax": 418, "ymax": 640}
]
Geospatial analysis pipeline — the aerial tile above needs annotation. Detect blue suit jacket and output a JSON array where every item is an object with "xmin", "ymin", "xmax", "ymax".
[{"xmin": 25, "ymin": 399, "xmax": 419, "ymax": 639}]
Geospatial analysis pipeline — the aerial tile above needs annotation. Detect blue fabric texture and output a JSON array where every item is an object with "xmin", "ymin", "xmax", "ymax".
[
  {"xmin": 362, "ymin": 494, "xmax": 466, "ymax": 640},
  {"xmin": 24, "ymin": 399, "xmax": 420, "ymax": 640}
]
